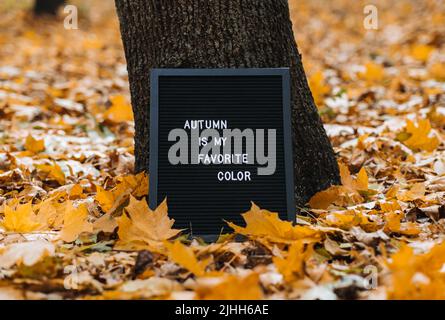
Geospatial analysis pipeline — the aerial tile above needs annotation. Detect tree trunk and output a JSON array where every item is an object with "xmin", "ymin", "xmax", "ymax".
[
  {"xmin": 34, "ymin": 0, "xmax": 66, "ymax": 16},
  {"xmin": 114, "ymin": 0, "xmax": 340, "ymax": 206}
]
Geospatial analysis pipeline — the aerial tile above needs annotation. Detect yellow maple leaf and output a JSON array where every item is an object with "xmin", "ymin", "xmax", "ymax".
[
  {"xmin": 34, "ymin": 199, "xmax": 62, "ymax": 230},
  {"xmin": 60, "ymin": 202, "xmax": 93, "ymax": 242},
  {"xmin": 384, "ymin": 212, "xmax": 420, "ymax": 236},
  {"xmin": 95, "ymin": 186, "xmax": 115, "ymax": 212},
  {"xmin": 380, "ymin": 200, "xmax": 402, "ymax": 212},
  {"xmin": 396, "ymin": 183, "xmax": 426, "ymax": 201},
  {"xmin": 340, "ymin": 163, "xmax": 369, "ymax": 192},
  {"xmin": 355, "ymin": 167, "xmax": 369, "ymax": 191},
  {"xmin": 226, "ymin": 203, "xmax": 320, "ymax": 243},
  {"xmin": 104, "ymin": 95, "xmax": 134, "ymax": 123},
  {"xmin": 385, "ymin": 185, "xmax": 399, "ymax": 199},
  {"xmin": 93, "ymin": 212, "xmax": 118, "ymax": 233},
  {"xmin": 410, "ymin": 44, "xmax": 434, "ymax": 62},
  {"xmin": 117, "ymin": 172, "xmax": 149, "ymax": 198},
  {"xmin": 164, "ymin": 241, "xmax": 210, "ymax": 277},
  {"xmin": 24, "ymin": 135, "xmax": 45, "ymax": 153},
  {"xmin": 308, "ymin": 186, "xmax": 344, "ymax": 210},
  {"xmin": 387, "ymin": 242, "xmax": 445, "ymax": 299},
  {"xmin": 308, "ymin": 164, "xmax": 368, "ymax": 209},
  {"xmin": 69, "ymin": 184, "xmax": 83, "ymax": 199},
  {"xmin": 35, "ymin": 162, "xmax": 66, "ymax": 185},
  {"xmin": 308, "ymin": 71, "xmax": 329, "ymax": 106},
  {"xmin": 325, "ymin": 210, "xmax": 376, "ymax": 231},
  {"xmin": 273, "ymin": 241, "xmax": 312, "ymax": 282},
  {"xmin": 429, "ymin": 63, "xmax": 445, "ymax": 81},
  {"xmin": 360, "ymin": 62, "xmax": 385, "ymax": 83},
  {"xmin": 95, "ymin": 172, "xmax": 149, "ymax": 212},
  {"xmin": 401, "ymin": 119, "xmax": 440, "ymax": 152},
  {"xmin": 115, "ymin": 197, "xmax": 181, "ymax": 251},
  {"xmin": 33, "ymin": 195, "xmax": 67, "ymax": 230},
  {"xmin": 1, "ymin": 202, "xmax": 43, "ymax": 233},
  {"xmin": 195, "ymin": 273, "xmax": 263, "ymax": 300}
]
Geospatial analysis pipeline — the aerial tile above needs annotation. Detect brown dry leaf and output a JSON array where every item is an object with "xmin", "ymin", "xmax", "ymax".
[
  {"xmin": 24, "ymin": 134, "xmax": 45, "ymax": 153},
  {"xmin": 195, "ymin": 273, "xmax": 263, "ymax": 300},
  {"xmin": 227, "ymin": 203, "xmax": 321, "ymax": 243},
  {"xmin": 164, "ymin": 241, "xmax": 211, "ymax": 277},
  {"xmin": 1, "ymin": 202, "xmax": 43, "ymax": 233},
  {"xmin": 60, "ymin": 201, "xmax": 93, "ymax": 243},
  {"xmin": 115, "ymin": 197, "xmax": 181, "ymax": 251}
]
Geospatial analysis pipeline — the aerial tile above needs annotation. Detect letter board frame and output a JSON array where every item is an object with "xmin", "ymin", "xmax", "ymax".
[{"xmin": 149, "ymin": 68, "xmax": 295, "ymax": 235}]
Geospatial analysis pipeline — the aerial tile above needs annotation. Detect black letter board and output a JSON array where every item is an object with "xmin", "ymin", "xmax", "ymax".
[{"xmin": 149, "ymin": 69, "xmax": 295, "ymax": 236}]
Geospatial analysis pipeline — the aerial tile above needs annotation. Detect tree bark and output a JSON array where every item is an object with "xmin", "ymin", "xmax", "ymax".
[
  {"xmin": 34, "ymin": 0, "xmax": 66, "ymax": 16},
  {"xmin": 114, "ymin": 0, "xmax": 340, "ymax": 206}
]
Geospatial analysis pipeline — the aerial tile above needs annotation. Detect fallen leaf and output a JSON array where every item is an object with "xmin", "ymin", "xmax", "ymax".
[
  {"xmin": 410, "ymin": 44, "xmax": 434, "ymax": 62},
  {"xmin": 195, "ymin": 273, "xmax": 263, "ymax": 300},
  {"xmin": 309, "ymin": 71, "xmax": 330, "ymax": 106},
  {"xmin": 93, "ymin": 212, "xmax": 118, "ymax": 233},
  {"xmin": 273, "ymin": 241, "xmax": 311, "ymax": 282},
  {"xmin": 429, "ymin": 63, "xmax": 445, "ymax": 81},
  {"xmin": 227, "ymin": 203, "xmax": 320, "ymax": 243},
  {"xmin": 104, "ymin": 95, "xmax": 134, "ymax": 123},
  {"xmin": 24, "ymin": 134, "xmax": 45, "ymax": 153},
  {"xmin": 95, "ymin": 186, "xmax": 115, "ymax": 212},
  {"xmin": 397, "ymin": 183, "xmax": 426, "ymax": 201},
  {"xmin": 60, "ymin": 201, "xmax": 93, "ymax": 242},
  {"xmin": 400, "ymin": 119, "xmax": 440, "ymax": 152},
  {"xmin": 36, "ymin": 162, "xmax": 66, "ymax": 185},
  {"xmin": 387, "ymin": 242, "xmax": 445, "ymax": 299},
  {"xmin": 1, "ymin": 202, "xmax": 43, "ymax": 232},
  {"xmin": 0, "ymin": 240, "xmax": 55, "ymax": 269},
  {"xmin": 384, "ymin": 212, "xmax": 420, "ymax": 236},
  {"xmin": 115, "ymin": 197, "xmax": 181, "ymax": 251},
  {"xmin": 164, "ymin": 241, "xmax": 210, "ymax": 276},
  {"xmin": 360, "ymin": 62, "xmax": 385, "ymax": 83}
]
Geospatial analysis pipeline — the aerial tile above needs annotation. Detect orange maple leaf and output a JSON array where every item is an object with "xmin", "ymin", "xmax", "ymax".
[
  {"xmin": 115, "ymin": 197, "xmax": 181, "ymax": 251},
  {"xmin": 226, "ymin": 203, "xmax": 320, "ymax": 243}
]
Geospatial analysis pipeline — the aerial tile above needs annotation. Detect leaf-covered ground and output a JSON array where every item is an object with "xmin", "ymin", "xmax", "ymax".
[{"xmin": 0, "ymin": 0, "xmax": 444, "ymax": 300}]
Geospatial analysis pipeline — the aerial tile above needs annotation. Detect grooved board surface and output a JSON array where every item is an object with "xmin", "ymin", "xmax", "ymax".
[{"xmin": 150, "ymin": 70, "xmax": 294, "ymax": 235}]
